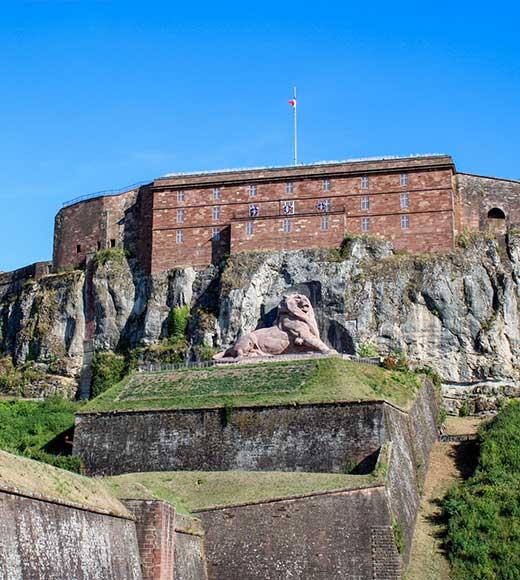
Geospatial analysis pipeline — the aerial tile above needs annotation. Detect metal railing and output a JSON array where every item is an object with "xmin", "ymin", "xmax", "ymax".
[
  {"xmin": 137, "ymin": 352, "xmax": 381, "ymax": 374},
  {"xmin": 62, "ymin": 180, "xmax": 151, "ymax": 208}
]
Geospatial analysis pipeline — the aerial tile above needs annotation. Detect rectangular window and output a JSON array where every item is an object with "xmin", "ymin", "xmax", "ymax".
[
  {"xmin": 212, "ymin": 227, "xmax": 220, "ymax": 241},
  {"xmin": 249, "ymin": 204, "xmax": 259, "ymax": 218},
  {"xmin": 321, "ymin": 215, "xmax": 330, "ymax": 231},
  {"xmin": 282, "ymin": 200, "xmax": 295, "ymax": 215},
  {"xmin": 285, "ymin": 181, "xmax": 294, "ymax": 194},
  {"xmin": 361, "ymin": 176, "xmax": 369, "ymax": 189},
  {"xmin": 177, "ymin": 190, "xmax": 185, "ymax": 202},
  {"xmin": 400, "ymin": 173, "xmax": 408, "ymax": 187},
  {"xmin": 176, "ymin": 209, "xmax": 185, "ymax": 223},
  {"xmin": 400, "ymin": 215, "xmax": 410, "ymax": 229},
  {"xmin": 249, "ymin": 185, "xmax": 257, "ymax": 197},
  {"xmin": 316, "ymin": 199, "xmax": 331, "ymax": 212},
  {"xmin": 110, "ymin": 239, "xmax": 116, "ymax": 248},
  {"xmin": 361, "ymin": 217, "xmax": 370, "ymax": 232},
  {"xmin": 176, "ymin": 230, "xmax": 184, "ymax": 244},
  {"xmin": 76, "ymin": 244, "xmax": 82, "ymax": 253},
  {"xmin": 245, "ymin": 222, "xmax": 254, "ymax": 237},
  {"xmin": 212, "ymin": 206, "xmax": 221, "ymax": 220},
  {"xmin": 323, "ymin": 178, "xmax": 331, "ymax": 192},
  {"xmin": 213, "ymin": 187, "xmax": 221, "ymax": 200},
  {"xmin": 400, "ymin": 192, "xmax": 409, "ymax": 209},
  {"xmin": 97, "ymin": 241, "xmax": 102, "ymax": 250},
  {"xmin": 283, "ymin": 218, "xmax": 291, "ymax": 233},
  {"xmin": 361, "ymin": 196, "xmax": 370, "ymax": 210}
]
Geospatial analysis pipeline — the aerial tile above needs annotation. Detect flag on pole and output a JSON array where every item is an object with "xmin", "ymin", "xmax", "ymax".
[{"xmin": 288, "ymin": 98, "xmax": 297, "ymax": 108}]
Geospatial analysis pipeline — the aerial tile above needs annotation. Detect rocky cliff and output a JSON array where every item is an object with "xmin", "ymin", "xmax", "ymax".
[{"xmin": 1, "ymin": 234, "xmax": 519, "ymax": 406}]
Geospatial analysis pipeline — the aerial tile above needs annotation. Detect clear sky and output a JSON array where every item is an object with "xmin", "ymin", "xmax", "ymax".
[{"xmin": 1, "ymin": 0, "xmax": 518, "ymax": 271}]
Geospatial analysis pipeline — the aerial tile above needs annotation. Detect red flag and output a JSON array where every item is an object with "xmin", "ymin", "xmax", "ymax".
[{"xmin": 288, "ymin": 99, "xmax": 297, "ymax": 108}]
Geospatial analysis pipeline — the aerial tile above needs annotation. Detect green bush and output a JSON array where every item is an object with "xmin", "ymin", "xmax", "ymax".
[
  {"xmin": 93, "ymin": 247, "xmax": 128, "ymax": 266},
  {"xmin": 195, "ymin": 343, "xmax": 217, "ymax": 361},
  {"xmin": 0, "ymin": 397, "xmax": 81, "ymax": 473},
  {"xmin": 90, "ymin": 351, "xmax": 127, "ymax": 399},
  {"xmin": 357, "ymin": 342, "xmax": 379, "ymax": 358},
  {"xmin": 168, "ymin": 305, "xmax": 190, "ymax": 341},
  {"xmin": 443, "ymin": 401, "xmax": 520, "ymax": 579}
]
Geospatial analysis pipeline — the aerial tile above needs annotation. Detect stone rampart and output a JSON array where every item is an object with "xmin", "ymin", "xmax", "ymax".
[
  {"xmin": 196, "ymin": 485, "xmax": 400, "ymax": 580},
  {"xmin": 74, "ymin": 401, "xmax": 386, "ymax": 476},
  {"xmin": 0, "ymin": 487, "xmax": 142, "ymax": 580}
]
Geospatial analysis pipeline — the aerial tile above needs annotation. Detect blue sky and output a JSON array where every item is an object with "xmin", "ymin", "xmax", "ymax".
[{"xmin": 1, "ymin": 0, "xmax": 518, "ymax": 271}]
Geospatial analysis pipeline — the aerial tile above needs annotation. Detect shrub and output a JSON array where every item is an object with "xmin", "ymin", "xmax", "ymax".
[
  {"xmin": 443, "ymin": 401, "xmax": 520, "ymax": 579},
  {"xmin": 168, "ymin": 305, "xmax": 190, "ymax": 341},
  {"xmin": 0, "ymin": 397, "xmax": 81, "ymax": 473},
  {"xmin": 195, "ymin": 343, "xmax": 217, "ymax": 361},
  {"xmin": 93, "ymin": 247, "xmax": 128, "ymax": 266},
  {"xmin": 382, "ymin": 351, "xmax": 409, "ymax": 372},
  {"xmin": 357, "ymin": 342, "xmax": 379, "ymax": 358},
  {"xmin": 90, "ymin": 351, "xmax": 127, "ymax": 399}
]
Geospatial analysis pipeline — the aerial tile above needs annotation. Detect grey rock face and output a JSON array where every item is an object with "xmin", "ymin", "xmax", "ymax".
[{"xmin": 1, "ymin": 234, "xmax": 520, "ymax": 397}]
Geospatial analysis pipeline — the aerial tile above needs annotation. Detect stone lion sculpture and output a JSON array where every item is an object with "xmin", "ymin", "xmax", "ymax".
[{"xmin": 214, "ymin": 293, "xmax": 335, "ymax": 359}]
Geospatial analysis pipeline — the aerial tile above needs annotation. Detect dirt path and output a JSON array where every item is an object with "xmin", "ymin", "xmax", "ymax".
[{"xmin": 406, "ymin": 417, "xmax": 483, "ymax": 580}]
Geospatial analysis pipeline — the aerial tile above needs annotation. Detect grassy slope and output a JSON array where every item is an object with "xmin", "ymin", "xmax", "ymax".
[
  {"xmin": 0, "ymin": 450, "xmax": 129, "ymax": 517},
  {"xmin": 84, "ymin": 357, "xmax": 422, "ymax": 413},
  {"xmin": 104, "ymin": 471, "xmax": 377, "ymax": 515},
  {"xmin": 443, "ymin": 401, "xmax": 520, "ymax": 579},
  {"xmin": 0, "ymin": 397, "xmax": 82, "ymax": 471}
]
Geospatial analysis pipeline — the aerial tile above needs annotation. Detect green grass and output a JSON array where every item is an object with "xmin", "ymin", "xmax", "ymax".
[
  {"xmin": 443, "ymin": 401, "xmax": 520, "ymax": 579},
  {"xmin": 0, "ymin": 397, "xmax": 82, "ymax": 472},
  {"xmin": 82, "ymin": 357, "xmax": 422, "ymax": 413},
  {"xmin": 0, "ymin": 450, "xmax": 129, "ymax": 517},
  {"xmin": 104, "ymin": 470, "xmax": 378, "ymax": 515}
]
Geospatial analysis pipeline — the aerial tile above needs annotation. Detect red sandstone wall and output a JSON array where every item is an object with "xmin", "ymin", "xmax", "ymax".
[
  {"xmin": 151, "ymin": 166, "xmax": 455, "ymax": 270},
  {"xmin": 456, "ymin": 173, "xmax": 520, "ymax": 232},
  {"xmin": 53, "ymin": 188, "xmax": 139, "ymax": 271}
]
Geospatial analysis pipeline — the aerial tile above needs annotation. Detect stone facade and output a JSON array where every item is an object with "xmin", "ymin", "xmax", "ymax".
[{"xmin": 51, "ymin": 154, "xmax": 520, "ymax": 275}]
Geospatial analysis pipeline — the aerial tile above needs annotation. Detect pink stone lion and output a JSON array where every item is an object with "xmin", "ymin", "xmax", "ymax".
[{"xmin": 214, "ymin": 293, "xmax": 335, "ymax": 359}]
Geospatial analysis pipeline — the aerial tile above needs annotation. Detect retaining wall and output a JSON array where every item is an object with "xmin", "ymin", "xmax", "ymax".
[
  {"xmin": 0, "ymin": 488, "xmax": 142, "ymax": 580},
  {"xmin": 74, "ymin": 401, "xmax": 386, "ymax": 476}
]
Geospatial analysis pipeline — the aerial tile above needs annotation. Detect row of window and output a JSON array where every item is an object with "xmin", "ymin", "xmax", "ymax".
[
  {"xmin": 360, "ymin": 193, "xmax": 409, "ymax": 210},
  {"xmin": 175, "ymin": 174, "xmax": 410, "ymax": 202},
  {"xmin": 174, "ymin": 193, "xmax": 411, "ymax": 224},
  {"xmin": 173, "ymin": 214, "xmax": 412, "ymax": 244},
  {"xmin": 361, "ymin": 215, "xmax": 410, "ymax": 232},
  {"xmin": 76, "ymin": 239, "xmax": 117, "ymax": 253}
]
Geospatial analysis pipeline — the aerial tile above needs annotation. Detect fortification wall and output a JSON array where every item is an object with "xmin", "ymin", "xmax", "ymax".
[
  {"xmin": 74, "ymin": 401, "xmax": 386, "ymax": 476},
  {"xmin": 195, "ymin": 486, "xmax": 400, "ymax": 580},
  {"xmin": 456, "ymin": 173, "xmax": 520, "ymax": 232},
  {"xmin": 123, "ymin": 500, "xmax": 207, "ymax": 580},
  {"xmin": 0, "ymin": 261, "xmax": 52, "ymax": 300},
  {"xmin": 0, "ymin": 488, "xmax": 142, "ymax": 580},
  {"xmin": 383, "ymin": 381, "xmax": 439, "ymax": 563}
]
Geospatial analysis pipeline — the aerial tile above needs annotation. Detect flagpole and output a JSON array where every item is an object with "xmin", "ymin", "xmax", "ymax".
[{"xmin": 293, "ymin": 86, "xmax": 298, "ymax": 165}]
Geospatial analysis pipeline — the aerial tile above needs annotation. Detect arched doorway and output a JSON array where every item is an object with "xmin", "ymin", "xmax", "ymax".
[{"xmin": 487, "ymin": 207, "xmax": 506, "ymax": 234}]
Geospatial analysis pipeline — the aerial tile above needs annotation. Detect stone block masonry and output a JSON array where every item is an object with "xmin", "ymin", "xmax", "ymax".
[
  {"xmin": 51, "ymin": 153, "xmax": 520, "ymax": 274},
  {"xmin": 0, "ymin": 488, "xmax": 142, "ymax": 580},
  {"xmin": 123, "ymin": 500, "xmax": 208, "ymax": 580},
  {"xmin": 74, "ymin": 401, "xmax": 386, "ymax": 476}
]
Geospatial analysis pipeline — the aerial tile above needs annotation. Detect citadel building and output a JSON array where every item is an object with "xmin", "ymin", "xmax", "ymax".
[{"xmin": 52, "ymin": 154, "xmax": 520, "ymax": 275}]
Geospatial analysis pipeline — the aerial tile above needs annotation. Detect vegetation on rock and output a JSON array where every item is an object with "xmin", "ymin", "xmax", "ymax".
[
  {"xmin": 90, "ymin": 351, "xmax": 128, "ymax": 399},
  {"xmin": 443, "ymin": 401, "xmax": 520, "ymax": 579}
]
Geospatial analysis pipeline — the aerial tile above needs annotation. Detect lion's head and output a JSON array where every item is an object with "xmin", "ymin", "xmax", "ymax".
[{"xmin": 278, "ymin": 293, "xmax": 319, "ymax": 336}]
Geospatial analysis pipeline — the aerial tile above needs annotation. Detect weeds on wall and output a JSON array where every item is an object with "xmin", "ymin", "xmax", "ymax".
[{"xmin": 93, "ymin": 247, "xmax": 129, "ymax": 266}]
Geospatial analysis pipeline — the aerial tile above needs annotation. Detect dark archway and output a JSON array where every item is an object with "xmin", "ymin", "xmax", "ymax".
[
  {"xmin": 487, "ymin": 207, "xmax": 506, "ymax": 234},
  {"xmin": 488, "ymin": 207, "xmax": 506, "ymax": 220}
]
